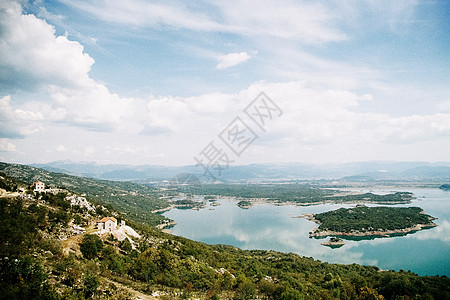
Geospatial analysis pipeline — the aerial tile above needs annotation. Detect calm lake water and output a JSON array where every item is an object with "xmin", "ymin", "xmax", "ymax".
[{"xmin": 163, "ymin": 188, "xmax": 450, "ymax": 276}]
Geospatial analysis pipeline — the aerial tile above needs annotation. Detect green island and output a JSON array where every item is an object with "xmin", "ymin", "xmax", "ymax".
[
  {"xmin": 321, "ymin": 237, "xmax": 346, "ymax": 248},
  {"xmin": 440, "ymin": 184, "xmax": 450, "ymax": 190},
  {"xmin": 302, "ymin": 206, "xmax": 437, "ymax": 238},
  {"xmin": 1, "ymin": 162, "xmax": 449, "ymax": 299},
  {"xmin": 237, "ymin": 200, "xmax": 253, "ymax": 209}
]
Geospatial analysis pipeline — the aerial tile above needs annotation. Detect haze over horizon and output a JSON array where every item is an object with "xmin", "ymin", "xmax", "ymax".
[{"xmin": 1, "ymin": 0, "xmax": 450, "ymax": 167}]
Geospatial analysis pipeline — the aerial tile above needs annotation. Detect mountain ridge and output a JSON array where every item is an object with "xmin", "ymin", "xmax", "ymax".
[{"xmin": 31, "ymin": 160, "xmax": 450, "ymax": 182}]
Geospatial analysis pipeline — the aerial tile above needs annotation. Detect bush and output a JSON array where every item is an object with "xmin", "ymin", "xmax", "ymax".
[
  {"xmin": 0, "ymin": 257, "xmax": 60, "ymax": 300},
  {"xmin": 80, "ymin": 234, "xmax": 103, "ymax": 259},
  {"xmin": 119, "ymin": 238, "xmax": 132, "ymax": 252},
  {"xmin": 83, "ymin": 272, "xmax": 99, "ymax": 298}
]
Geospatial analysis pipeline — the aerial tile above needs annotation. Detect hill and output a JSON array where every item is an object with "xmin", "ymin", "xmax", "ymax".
[{"xmin": 0, "ymin": 162, "xmax": 169, "ymax": 227}]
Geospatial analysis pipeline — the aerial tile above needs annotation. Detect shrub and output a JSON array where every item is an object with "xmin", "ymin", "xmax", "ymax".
[
  {"xmin": 83, "ymin": 272, "xmax": 99, "ymax": 298},
  {"xmin": 80, "ymin": 234, "xmax": 103, "ymax": 260}
]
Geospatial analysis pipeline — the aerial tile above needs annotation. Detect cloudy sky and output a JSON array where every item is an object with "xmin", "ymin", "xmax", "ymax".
[{"xmin": 1, "ymin": 0, "xmax": 449, "ymax": 166}]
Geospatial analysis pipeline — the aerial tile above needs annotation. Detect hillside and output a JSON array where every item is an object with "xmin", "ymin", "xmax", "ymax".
[
  {"xmin": 0, "ymin": 162, "xmax": 169, "ymax": 227},
  {"xmin": 1, "ymin": 170, "xmax": 450, "ymax": 299}
]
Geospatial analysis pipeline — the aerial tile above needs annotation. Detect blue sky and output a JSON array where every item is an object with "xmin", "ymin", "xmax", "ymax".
[{"xmin": 1, "ymin": 0, "xmax": 450, "ymax": 166}]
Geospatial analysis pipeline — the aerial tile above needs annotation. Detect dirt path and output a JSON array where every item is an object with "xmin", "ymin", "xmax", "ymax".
[
  {"xmin": 61, "ymin": 234, "xmax": 83, "ymax": 257},
  {"xmin": 101, "ymin": 277, "xmax": 158, "ymax": 300}
]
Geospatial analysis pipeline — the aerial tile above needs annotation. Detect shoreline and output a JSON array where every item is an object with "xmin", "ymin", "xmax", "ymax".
[
  {"xmin": 156, "ymin": 221, "xmax": 177, "ymax": 233},
  {"xmin": 155, "ymin": 189, "xmax": 414, "ymax": 213},
  {"xmin": 236, "ymin": 198, "xmax": 412, "ymax": 208},
  {"xmin": 227, "ymin": 191, "xmax": 414, "ymax": 208},
  {"xmin": 310, "ymin": 223, "xmax": 437, "ymax": 238},
  {"xmin": 152, "ymin": 202, "xmax": 207, "ymax": 214},
  {"xmin": 151, "ymin": 205, "xmax": 174, "ymax": 214}
]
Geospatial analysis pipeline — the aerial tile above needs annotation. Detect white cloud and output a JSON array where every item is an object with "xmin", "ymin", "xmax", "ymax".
[
  {"xmin": 0, "ymin": 96, "xmax": 43, "ymax": 138},
  {"xmin": 137, "ymin": 82, "xmax": 450, "ymax": 154},
  {"xmin": 0, "ymin": 1, "xmax": 94, "ymax": 92},
  {"xmin": 217, "ymin": 52, "xmax": 251, "ymax": 69},
  {"xmin": 138, "ymin": 81, "xmax": 450, "ymax": 163},
  {"xmin": 3, "ymin": 79, "xmax": 450, "ymax": 165},
  {"xmin": 61, "ymin": 0, "xmax": 346, "ymax": 43},
  {"xmin": 61, "ymin": 0, "xmax": 223, "ymax": 31},
  {"xmin": 0, "ymin": 1, "xmax": 138, "ymax": 133},
  {"xmin": 438, "ymin": 100, "xmax": 450, "ymax": 112},
  {"xmin": 49, "ymin": 83, "xmax": 136, "ymax": 131},
  {"xmin": 138, "ymin": 81, "xmax": 450, "ymax": 149},
  {"xmin": 216, "ymin": 0, "xmax": 346, "ymax": 43},
  {"xmin": 1, "ymin": 1, "xmax": 448, "ymax": 165},
  {"xmin": 144, "ymin": 96, "xmax": 194, "ymax": 134},
  {"xmin": 0, "ymin": 139, "xmax": 17, "ymax": 152},
  {"xmin": 371, "ymin": 114, "xmax": 450, "ymax": 143},
  {"xmin": 83, "ymin": 146, "xmax": 95, "ymax": 156}
]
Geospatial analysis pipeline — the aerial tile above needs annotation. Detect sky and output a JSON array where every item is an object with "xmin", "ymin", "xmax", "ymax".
[{"xmin": 0, "ymin": 0, "xmax": 450, "ymax": 166}]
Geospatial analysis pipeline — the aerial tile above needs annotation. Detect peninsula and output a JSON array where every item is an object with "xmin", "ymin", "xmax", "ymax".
[
  {"xmin": 199, "ymin": 184, "xmax": 415, "ymax": 208},
  {"xmin": 300, "ymin": 206, "xmax": 437, "ymax": 239}
]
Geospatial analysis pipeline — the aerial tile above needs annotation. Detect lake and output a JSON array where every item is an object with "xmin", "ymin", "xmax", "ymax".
[{"xmin": 163, "ymin": 188, "xmax": 450, "ymax": 276}]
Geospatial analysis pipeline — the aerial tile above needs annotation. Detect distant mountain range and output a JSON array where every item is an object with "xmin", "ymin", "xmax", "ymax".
[{"xmin": 31, "ymin": 160, "xmax": 450, "ymax": 182}]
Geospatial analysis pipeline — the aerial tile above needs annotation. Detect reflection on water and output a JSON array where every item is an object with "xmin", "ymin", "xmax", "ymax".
[{"xmin": 163, "ymin": 189, "xmax": 450, "ymax": 276}]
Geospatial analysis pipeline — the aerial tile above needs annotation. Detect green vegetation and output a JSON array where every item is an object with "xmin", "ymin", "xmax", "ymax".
[
  {"xmin": 200, "ymin": 183, "xmax": 334, "ymax": 203},
  {"xmin": 313, "ymin": 206, "xmax": 436, "ymax": 234},
  {"xmin": 329, "ymin": 192, "xmax": 414, "ymax": 204},
  {"xmin": 0, "ymin": 162, "xmax": 169, "ymax": 226},
  {"xmin": 1, "ymin": 163, "xmax": 449, "ymax": 299},
  {"xmin": 0, "ymin": 257, "xmax": 59, "ymax": 300},
  {"xmin": 173, "ymin": 199, "xmax": 204, "ymax": 209},
  {"xmin": 0, "ymin": 171, "xmax": 25, "ymax": 192},
  {"xmin": 80, "ymin": 234, "xmax": 103, "ymax": 259},
  {"xmin": 198, "ymin": 184, "xmax": 414, "ymax": 205}
]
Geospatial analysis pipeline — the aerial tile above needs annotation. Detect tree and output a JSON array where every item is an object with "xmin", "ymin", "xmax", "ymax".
[
  {"xmin": 359, "ymin": 287, "xmax": 384, "ymax": 300},
  {"xmin": 80, "ymin": 234, "xmax": 103, "ymax": 259},
  {"xmin": 83, "ymin": 272, "xmax": 99, "ymax": 298},
  {"xmin": 119, "ymin": 238, "xmax": 132, "ymax": 252},
  {"xmin": 0, "ymin": 257, "xmax": 60, "ymax": 300}
]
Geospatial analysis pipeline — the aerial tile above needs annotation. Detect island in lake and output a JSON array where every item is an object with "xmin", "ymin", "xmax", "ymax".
[
  {"xmin": 300, "ymin": 206, "xmax": 437, "ymax": 241},
  {"xmin": 321, "ymin": 237, "xmax": 346, "ymax": 248},
  {"xmin": 440, "ymin": 184, "xmax": 450, "ymax": 190}
]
